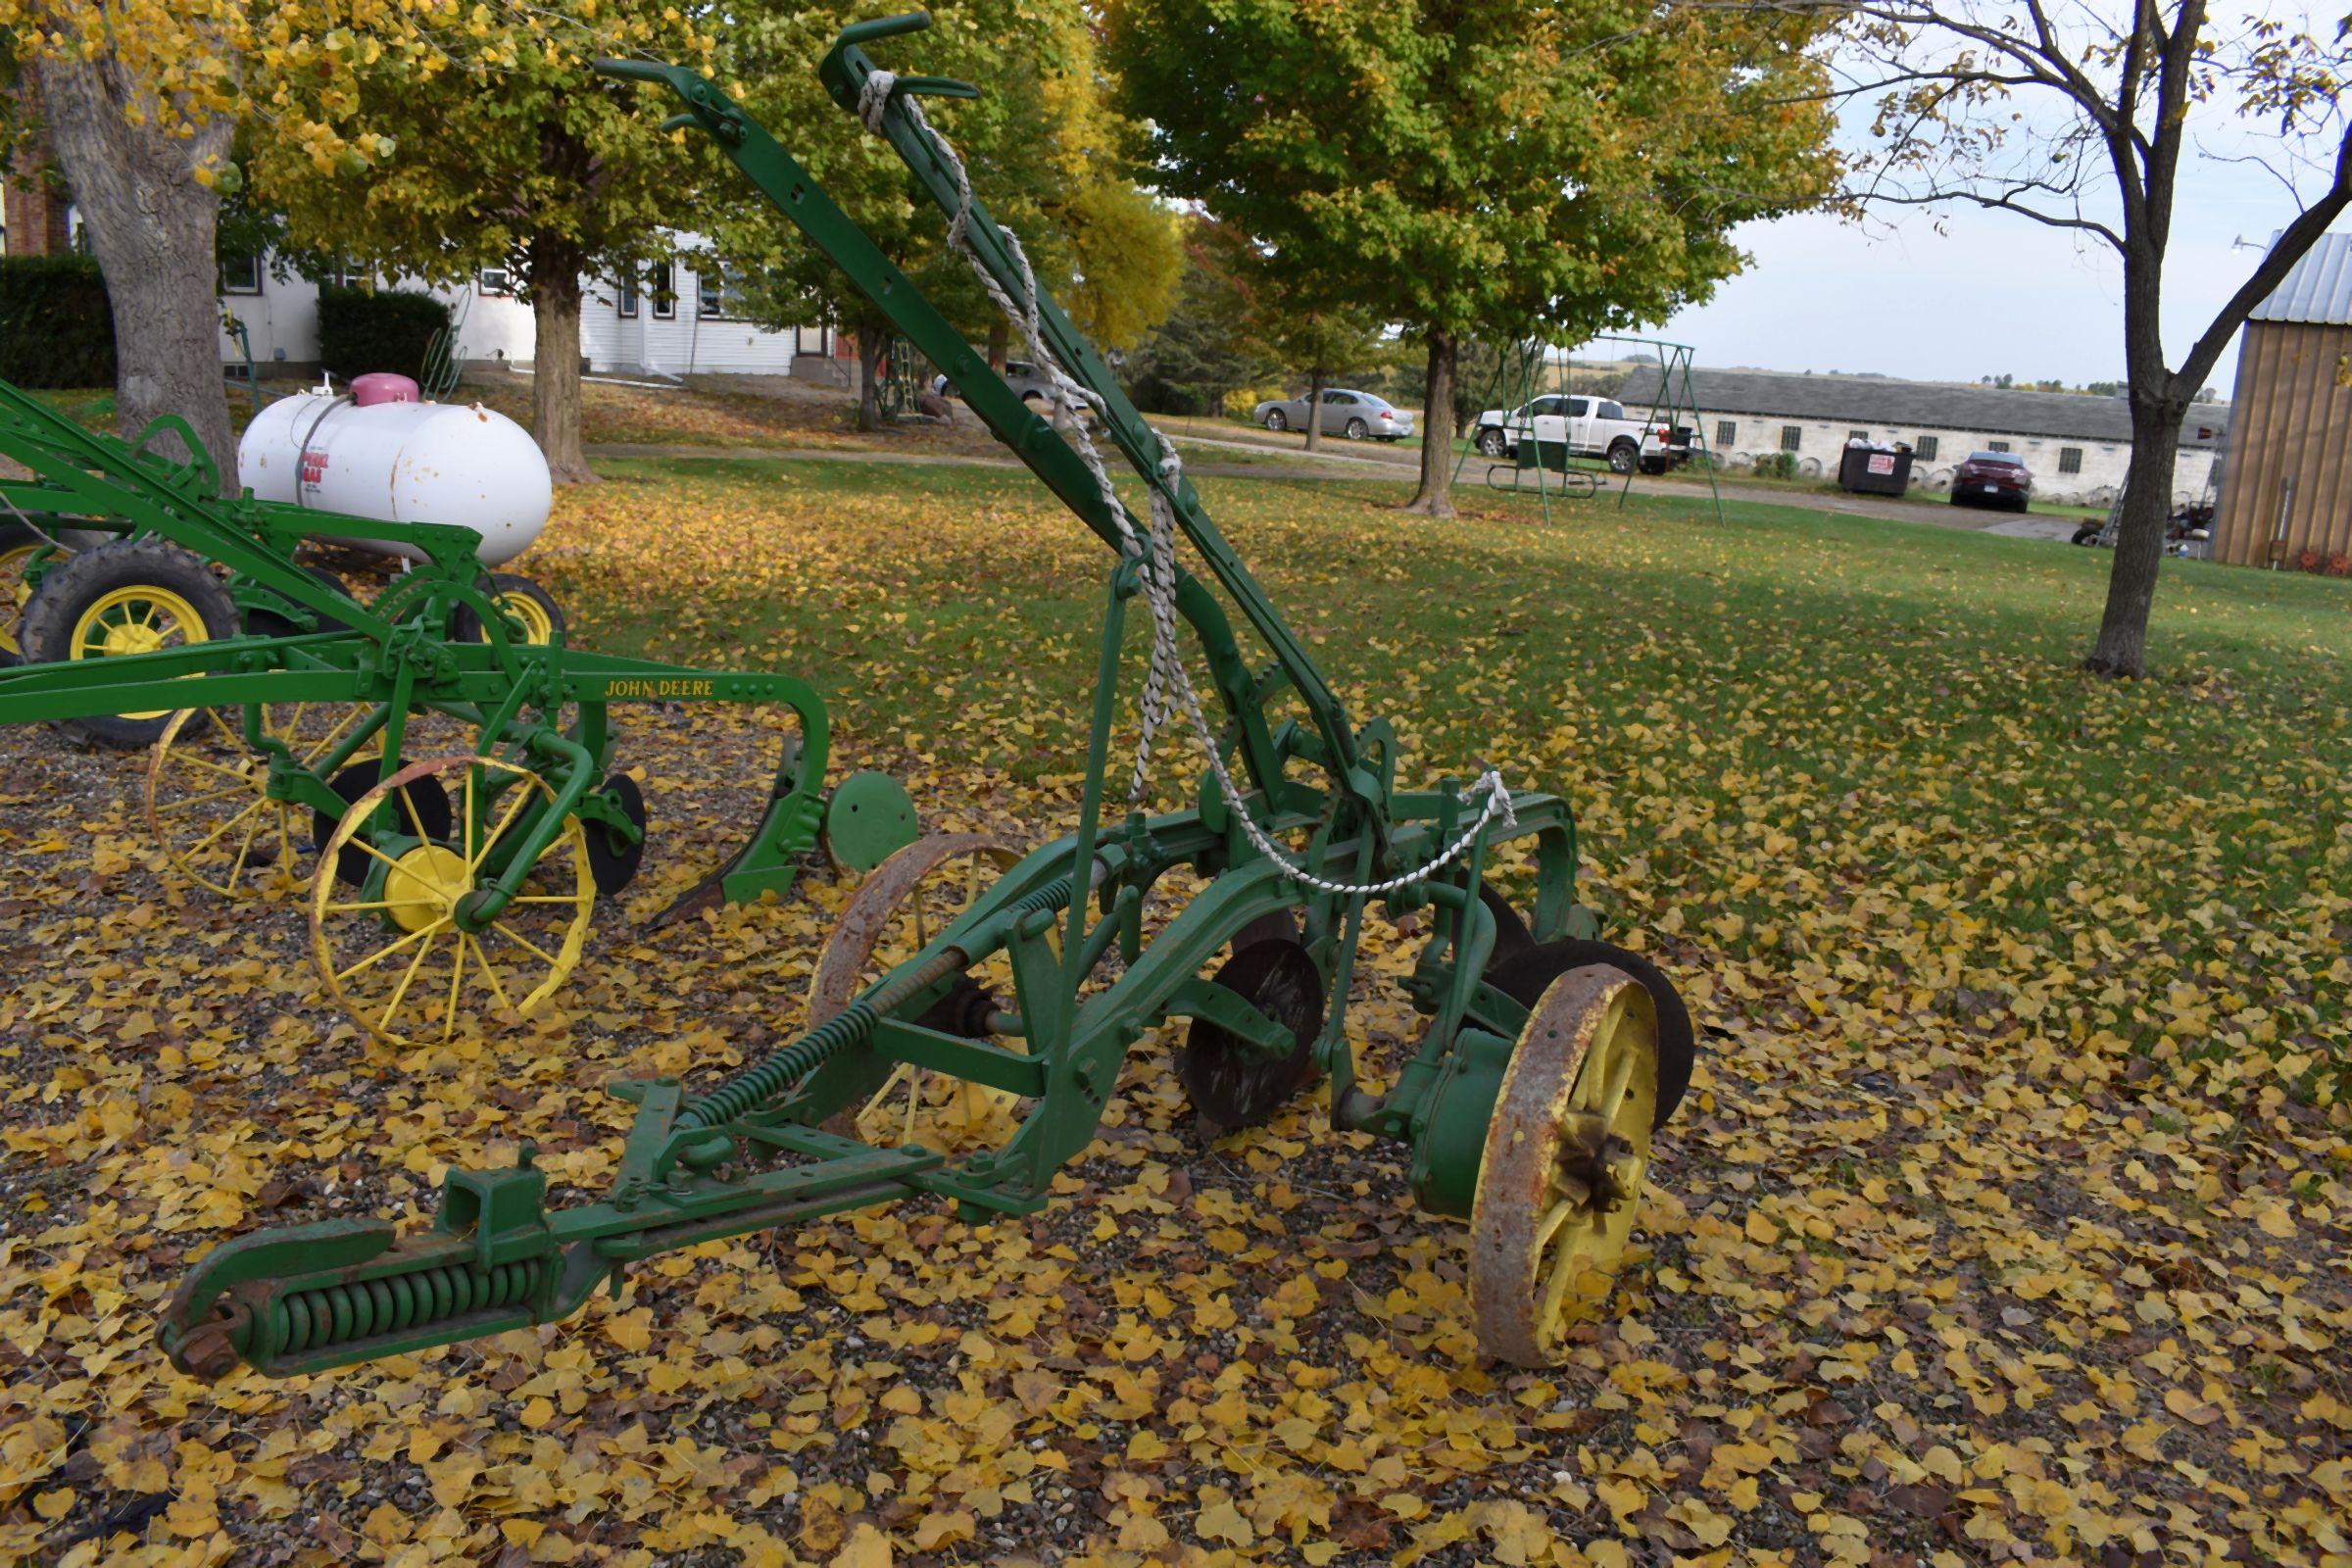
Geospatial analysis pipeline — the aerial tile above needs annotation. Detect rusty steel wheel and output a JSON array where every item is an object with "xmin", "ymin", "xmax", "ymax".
[
  {"xmin": 808, "ymin": 832, "xmax": 1024, "ymax": 1149},
  {"xmin": 1469, "ymin": 964, "xmax": 1659, "ymax": 1366}
]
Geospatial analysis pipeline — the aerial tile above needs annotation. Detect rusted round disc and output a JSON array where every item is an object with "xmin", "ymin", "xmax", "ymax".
[
  {"xmin": 1468, "ymin": 963, "xmax": 1658, "ymax": 1367},
  {"xmin": 1177, "ymin": 938, "xmax": 1326, "ymax": 1133}
]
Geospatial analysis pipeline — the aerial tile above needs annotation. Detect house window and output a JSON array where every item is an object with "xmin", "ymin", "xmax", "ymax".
[
  {"xmin": 219, "ymin": 251, "xmax": 263, "ymax": 295},
  {"xmin": 1915, "ymin": 435, "xmax": 1939, "ymax": 461},
  {"xmin": 2058, "ymin": 447, "xmax": 2082, "ymax": 474},
  {"xmin": 1986, "ymin": 440, "xmax": 2011, "ymax": 453},
  {"xmin": 617, "ymin": 274, "xmax": 640, "ymax": 318},
  {"xmin": 1780, "ymin": 425, "xmax": 1802, "ymax": 452},
  {"xmin": 696, "ymin": 266, "xmax": 746, "ymax": 319},
  {"xmin": 1714, "ymin": 420, "xmax": 1736, "ymax": 449},
  {"xmin": 1847, "ymin": 428, "xmax": 1870, "ymax": 443},
  {"xmin": 477, "ymin": 266, "xmax": 514, "ymax": 296},
  {"xmin": 651, "ymin": 263, "xmax": 676, "ymax": 319}
]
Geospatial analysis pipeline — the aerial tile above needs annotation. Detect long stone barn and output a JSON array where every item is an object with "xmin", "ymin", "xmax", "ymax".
[{"xmin": 1615, "ymin": 366, "xmax": 2228, "ymax": 508}]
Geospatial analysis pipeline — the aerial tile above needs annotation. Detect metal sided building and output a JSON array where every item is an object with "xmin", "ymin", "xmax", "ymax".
[{"xmin": 2212, "ymin": 231, "xmax": 2352, "ymax": 569}]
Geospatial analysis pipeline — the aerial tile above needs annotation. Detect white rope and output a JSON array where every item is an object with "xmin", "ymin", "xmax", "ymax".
[{"xmin": 858, "ymin": 71, "xmax": 1515, "ymax": 897}]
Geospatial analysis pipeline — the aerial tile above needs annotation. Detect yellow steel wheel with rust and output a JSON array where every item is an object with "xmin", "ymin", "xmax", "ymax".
[
  {"xmin": 147, "ymin": 704, "xmax": 376, "ymax": 898},
  {"xmin": 0, "ymin": 521, "xmax": 50, "ymax": 666},
  {"xmin": 17, "ymin": 537, "xmax": 240, "ymax": 748},
  {"xmin": 806, "ymin": 832, "xmax": 1026, "ymax": 1152},
  {"xmin": 310, "ymin": 755, "xmax": 596, "ymax": 1047},
  {"xmin": 1468, "ymin": 964, "xmax": 1659, "ymax": 1366}
]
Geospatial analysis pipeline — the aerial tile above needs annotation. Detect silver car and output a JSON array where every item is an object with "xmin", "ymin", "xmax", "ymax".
[
  {"xmin": 932, "ymin": 360, "xmax": 1058, "ymax": 406},
  {"xmin": 1251, "ymin": 388, "xmax": 1414, "ymax": 442}
]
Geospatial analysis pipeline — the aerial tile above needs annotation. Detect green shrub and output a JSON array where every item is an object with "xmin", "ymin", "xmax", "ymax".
[
  {"xmin": 1752, "ymin": 451, "xmax": 1798, "ymax": 481},
  {"xmin": 317, "ymin": 285, "xmax": 451, "ymax": 384},
  {"xmin": 0, "ymin": 257, "xmax": 116, "ymax": 387}
]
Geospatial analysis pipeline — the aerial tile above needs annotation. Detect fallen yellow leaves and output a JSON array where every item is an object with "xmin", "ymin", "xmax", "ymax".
[{"xmin": 0, "ymin": 457, "xmax": 2344, "ymax": 1563}]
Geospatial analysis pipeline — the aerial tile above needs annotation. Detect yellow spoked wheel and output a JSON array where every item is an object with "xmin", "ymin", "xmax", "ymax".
[
  {"xmin": 71, "ymin": 585, "xmax": 211, "ymax": 719},
  {"xmin": 0, "ymin": 530, "xmax": 45, "ymax": 663},
  {"xmin": 310, "ymin": 755, "xmax": 597, "ymax": 1048},
  {"xmin": 1468, "ymin": 964, "xmax": 1659, "ymax": 1366},
  {"xmin": 146, "ymin": 703, "xmax": 374, "ymax": 898},
  {"xmin": 808, "ymin": 832, "xmax": 1025, "ymax": 1152}
]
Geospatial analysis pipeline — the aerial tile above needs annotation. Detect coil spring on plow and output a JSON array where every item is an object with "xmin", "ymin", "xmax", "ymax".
[{"xmin": 270, "ymin": 1256, "xmax": 548, "ymax": 1355}]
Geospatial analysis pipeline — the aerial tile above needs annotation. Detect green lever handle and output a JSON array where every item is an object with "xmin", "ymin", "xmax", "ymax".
[
  {"xmin": 592, "ymin": 57, "xmax": 682, "ymax": 84},
  {"xmin": 836, "ymin": 11, "xmax": 934, "ymax": 48}
]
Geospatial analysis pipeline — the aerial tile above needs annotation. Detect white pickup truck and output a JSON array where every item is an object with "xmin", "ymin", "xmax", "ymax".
[{"xmin": 1471, "ymin": 395, "xmax": 1676, "ymax": 474}]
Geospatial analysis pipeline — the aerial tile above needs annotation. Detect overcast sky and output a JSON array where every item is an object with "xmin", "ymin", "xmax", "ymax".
[
  {"xmin": 1642, "ymin": 9, "xmax": 2347, "ymax": 399},
  {"xmin": 1653, "ymin": 195, "xmax": 2286, "ymax": 396}
]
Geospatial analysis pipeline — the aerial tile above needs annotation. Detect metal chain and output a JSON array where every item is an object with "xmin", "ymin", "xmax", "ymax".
[{"xmin": 858, "ymin": 72, "xmax": 1515, "ymax": 897}]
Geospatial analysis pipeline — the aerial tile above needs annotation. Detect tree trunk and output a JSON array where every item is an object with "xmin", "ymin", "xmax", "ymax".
[
  {"xmin": 528, "ymin": 235, "xmax": 595, "ymax": 486},
  {"xmin": 2086, "ymin": 397, "xmax": 2186, "ymax": 676},
  {"xmin": 34, "ymin": 54, "xmax": 233, "ymax": 472},
  {"xmin": 857, "ymin": 327, "xmax": 886, "ymax": 432},
  {"xmin": 1303, "ymin": 368, "xmax": 1325, "ymax": 452},
  {"xmin": 1403, "ymin": 329, "xmax": 1456, "ymax": 515},
  {"xmin": 987, "ymin": 320, "xmax": 1008, "ymax": 375}
]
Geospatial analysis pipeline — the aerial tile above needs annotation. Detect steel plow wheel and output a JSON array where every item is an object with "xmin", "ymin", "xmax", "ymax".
[
  {"xmin": 146, "ymin": 704, "xmax": 375, "ymax": 898},
  {"xmin": 310, "ymin": 755, "xmax": 597, "ymax": 1048},
  {"xmin": 808, "ymin": 831, "xmax": 1023, "ymax": 1151},
  {"xmin": 1469, "ymin": 964, "xmax": 1659, "ymax": 1367}
]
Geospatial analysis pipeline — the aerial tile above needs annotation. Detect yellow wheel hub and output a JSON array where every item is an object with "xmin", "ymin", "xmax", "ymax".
[
  {"xmin": 70, "ymin": 584, "xmax": 212, "ymax": 718},
  {"xmin": 383, "ymin": 843, "xmax": 473, "ymax": 932},
  {"xmin": 494, "ymin": 591, "xmax": 555, "ymax": 646}
]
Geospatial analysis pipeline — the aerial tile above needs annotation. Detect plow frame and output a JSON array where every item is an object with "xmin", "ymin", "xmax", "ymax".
[{"xmin": 157, "ymin": 12, "xmax": 1679, "ymax": 1383}]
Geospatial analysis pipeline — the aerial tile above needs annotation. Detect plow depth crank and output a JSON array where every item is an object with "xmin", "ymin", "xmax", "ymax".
[{"xmin": 157, "ymin": 12, "xmax": 1696, "ymax": 1377}]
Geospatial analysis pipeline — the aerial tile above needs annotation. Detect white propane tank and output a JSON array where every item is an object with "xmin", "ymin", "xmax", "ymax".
[{"xmin": 238, "ymin": 389, "xmax": 553, "ymax": 566}]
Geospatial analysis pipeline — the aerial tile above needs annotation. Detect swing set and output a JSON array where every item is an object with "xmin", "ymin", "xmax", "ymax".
[{"xmin": 1454, "ymin": 334, "xmax": 1725, "ymax": 525}]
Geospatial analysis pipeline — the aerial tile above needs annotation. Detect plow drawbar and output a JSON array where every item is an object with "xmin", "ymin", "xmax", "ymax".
[{"xmin": 159, "ymin": 9, "xmax": 1699, "ymax": 1377}]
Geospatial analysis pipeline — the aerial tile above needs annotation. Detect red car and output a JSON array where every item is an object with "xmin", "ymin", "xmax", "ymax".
[{"xmin": 1950, "ymin": 450, "xmax": 2034, "ymax": 512}]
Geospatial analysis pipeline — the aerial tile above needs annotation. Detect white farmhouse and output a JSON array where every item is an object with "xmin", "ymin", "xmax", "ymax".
[
  {"xmin": 1615, "ymin": 367, "xmax": 2229, "ymax": 507},
  {"xmin": 216, "ymin": 245, "xmax": 853, "ymax": 386}
]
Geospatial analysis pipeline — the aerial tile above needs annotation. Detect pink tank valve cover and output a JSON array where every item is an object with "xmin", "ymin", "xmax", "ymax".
[{"xmin": 349, "ymin": 372, "xmax": 421, "ymax": 407}]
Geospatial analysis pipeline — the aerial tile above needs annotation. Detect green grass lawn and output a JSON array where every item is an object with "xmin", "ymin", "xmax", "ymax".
[{"xmin": 535, "ymin": 456, "xmax": 2351, "ymax": 1098}]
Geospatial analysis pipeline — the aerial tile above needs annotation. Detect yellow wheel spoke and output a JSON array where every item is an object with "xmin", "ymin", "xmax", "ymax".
[
  {"xmin": 185, "ymin": 796, "xmax": 269, "ymax": 855},
  {"xmin": 378, "ymin": 929, "xmax": 442, "ymax": 1030},
  {"xmin": 348, "ymin": 837, "xmax": 412, "ymax": 876},
  {"xmin": 489, "ymin": 920, "xmax": 561, "ymax": 967},
  {"xmin": 506, "ymin": 894, "xmax": 588, "ymax": 905},
  {"xmin": 323, "ymin": 899, "xmax": 404, "ymax": 914},
  {"xmin": 467, "ymin": 934, "xmax": 515, "ymax": 1012},
  {"xmin": 154, "ymin": 784, "xmax": 250, "ymax": 814},
  {"xmin": 172, "ymin": 751, "xmax": 263, "ymax": 783},
  {"xmin": 398, "ymin": 783, "xmax": 435, "ymax": 846},
  {"xmin": 335, "ymin": 917, "xmax": 445, "ymax": 983},
  {"xmin": 224, "ymin": 810, "xmax": 264, "ymax": 886},
  {"xmin": 443, "ymin": 932, "xmax": 467, "ymax": 1042},
  {"xmin": 469, "ymin": 785, "xmax": 535, "ymax": 871}
]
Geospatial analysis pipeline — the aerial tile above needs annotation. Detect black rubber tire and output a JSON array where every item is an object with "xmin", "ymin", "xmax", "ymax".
[
  {"xmin": 451, "ymin": 572, "xmax": 566, "ymax": 647},
  {"xmin": 2072, "ymin": 525, "xmax": 2100, "ymax": 546},
  {"xmin": 1345, "ymin": 417, "xmax": 1369, "ymax": 440},
  {"xmin": 1264, "ymin": 410, "xmax": 1288, "ymax": 433},
  {"xmin": 242, "ymin": 565, "xmax": 358, "ymax": 640},
  {"xmin": 1487, "ymin": 938, "xmax": 1697, "ymax": 1132},
  {"xmin": 1640, "ymin": 458, "xmax": 1668, "ymax": 475},
  {"xmin": 1606, "ymin": 440, "xmax": 1639, "ymax": 474},
  {"xmin": 19, "ymin": 537, "xmax": 240, "ymax": 749},
  {"xmin": 1476, "ymin": 427, "xmax": 1507, "ymax": 457}
]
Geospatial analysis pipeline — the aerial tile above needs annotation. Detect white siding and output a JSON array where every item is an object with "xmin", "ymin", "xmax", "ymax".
[
  {"xmin": 223, "ymin": 236, "xmax": 843, "ymax": 382},
  {"xmin": 1708, "ymin": 415, "xmax": 2217, "ymax": 506}
]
